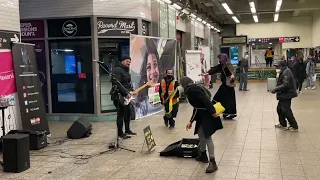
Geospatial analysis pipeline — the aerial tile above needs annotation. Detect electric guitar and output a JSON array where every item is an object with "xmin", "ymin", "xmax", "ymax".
[{"xmin": 119, "ymin": 81, "xmax": 153, "ymax": 106}]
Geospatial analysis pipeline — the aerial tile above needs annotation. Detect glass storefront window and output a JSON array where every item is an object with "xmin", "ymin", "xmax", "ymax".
[
  {"xmin": 49, "ymin": 39, "xmax": 94, "ymax": 114},
  {"xmin": 99, "ymin": 39, "xmax": 129, "ymax": 113},
  {"xmin": 168, "ymin": 6, "xmax": 176, "ymax": 39},
  {"xmin": 159, "ymin": 1, "xmax": 168, "ymax": 38}
]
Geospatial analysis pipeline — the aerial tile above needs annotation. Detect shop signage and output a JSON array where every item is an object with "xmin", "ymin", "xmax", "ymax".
[
  {"xmin": 97, "ymin": 18, "xmax": 138, "ymax": 36},
  {"xmin": 11, "ymin": 43, "xmax": 50, "ymax": 134},
  {"xmin": 20, "ymin": 20, "xmax": 44, "ymax": 39},
  {"xmin": 47, "ymin": 18, "xmax": 91, "ymax": 37},
  {"xmin": 248, "ymin": 36, "xmax": 300, "ymax": 44},
  {"xmin": 0, "ymin": 30, "xmax": 20, "ymax": 49},
  {"xmin": 142, "ymin": 21, "xmax": 150, "ymax": 36},
  {"xmin": 221, "ymin": 36, "xmax": 247, "ymax": 45}
]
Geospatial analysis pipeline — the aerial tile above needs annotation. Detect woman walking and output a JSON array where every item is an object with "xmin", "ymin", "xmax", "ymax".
[
  {"xmin": 179, "ymin": 76, "xmax": 223, "ymax": 173},
  {"xmin": 292, "ymin": 57, "xmax": 306, "ymax": 94},
  {"xmin": 207, "ymin": 53, "xmax": 237, "ymax": 119},
  {"xmin": 305, "ymin": 56, "xmax": 316, "ymax": 90}
]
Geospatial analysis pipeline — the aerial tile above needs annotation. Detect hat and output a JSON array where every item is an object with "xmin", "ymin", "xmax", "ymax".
[{"xmin": 120, "ymin": 56, "xmax": 131, "ymax": 62}]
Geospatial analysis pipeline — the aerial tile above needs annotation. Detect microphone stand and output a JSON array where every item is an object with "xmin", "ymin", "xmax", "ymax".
[{"xmin": 95, "ymin": 60, "xmax": 135, "ymax": 153}]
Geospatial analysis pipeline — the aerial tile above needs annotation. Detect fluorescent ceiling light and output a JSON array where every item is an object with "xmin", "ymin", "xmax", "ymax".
[
  {"xmin": 161, "ymin": 0, "xmax": 172, "ymax": 4},
  {"xmin": 232, "ymin": 16, "xmax": 240, "ymax": 23},
  {"xmin": 171, "ymin": 3, "xmax": 181, "ymax": 10},
  {"xmin": 196, "ymin": 17, "xmax": 202, "ymax": 22},
  {"xmin": 217, "ymin": 29, "xmax": 221, "ymax": 32},
  {"xmin": 275, "ymin": 0, "xmax": 282, "ymax": 12},
  {"xmin": 190, "ymin": 13, "xmax": 196, "ymax": 19},
  {"xmin": 202, "ymin": 20, "xmax": 207, "ymax": 24},
  {"xmin": 222, "ymin": 3, "xmax": 233, "ymax": 14},
  {"xmin": 182, "ymin": 9, "xmax": 190, "ymax": 15},
  {"xmin": 249, "ymin": 2, "xmax": 256, "ymax": 14},
  {"xmin": 274, "ymin": 13, "xmax": 279, "ymax": 21},
  {"xmin": 253, "ymin": 15, "xmax": 258, "ymax": 23}
]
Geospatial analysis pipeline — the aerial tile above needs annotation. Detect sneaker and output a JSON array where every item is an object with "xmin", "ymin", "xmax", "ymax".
[
  {"xmin": 244, "ymin": 89, "xmax": 249, "ymax": 91},
  {"xmin": 298, "ymin": 91, "xmax": 303, "ymax": 94},
  {"xmin": 312, "ymin": 86, "xmax": 316, "ymax": 90},
  {"xmin": 275, "ymin": 124, "xmax": 286, "ymax": 129},
  {"xmin": 284, "ymin": 127, "xmax": 298, "ymax": 132},
  {"xmin": 118, "ymin": 134, "xmax": 131, "ymax": 139},
  {"xmin": 125, "ymin": 131, "xmax": 137, "ymax": 136}
]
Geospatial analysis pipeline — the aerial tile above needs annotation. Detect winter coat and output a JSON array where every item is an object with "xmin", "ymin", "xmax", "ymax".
[
  {"xmin": 292, "ymin": 61, "xmax": 306, "ymax": 80},
  {"xmin": 274, "ymin": 67, "xmax": 298, "ymax": 100}
]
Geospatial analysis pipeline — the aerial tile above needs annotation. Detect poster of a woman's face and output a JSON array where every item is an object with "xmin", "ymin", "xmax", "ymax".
[{"xmin": 130, "ymin": 35, "xmax": 176, "ymax": 119}]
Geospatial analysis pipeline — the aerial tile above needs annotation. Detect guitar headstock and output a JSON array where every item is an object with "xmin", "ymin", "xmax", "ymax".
[{"xmin": 146, "ymin": 81, "xmax": 153, "ymax": 86}]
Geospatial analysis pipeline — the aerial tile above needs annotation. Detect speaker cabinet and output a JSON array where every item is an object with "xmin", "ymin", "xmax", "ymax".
[
  {"xmin": 3, "ymin": 134, "xmax": 30, "ymax": 173},
  {"xmin": 67, "ymin": 118, "xmax": 92, "ymax": 139}
]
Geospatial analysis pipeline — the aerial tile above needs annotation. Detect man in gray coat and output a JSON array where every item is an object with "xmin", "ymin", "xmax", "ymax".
[{"xmin": 238, "ymin": 52, "xmax": 249, "ymax": 91}]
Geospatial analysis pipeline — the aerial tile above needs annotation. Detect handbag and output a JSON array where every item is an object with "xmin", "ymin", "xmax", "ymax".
[
  {"xmin": 222, "ymin": 66, "xmax": 236, "ymax": 88},
  {"xmin": 197, "ymin": 85, "xmax": 225, "ymax": 115}
]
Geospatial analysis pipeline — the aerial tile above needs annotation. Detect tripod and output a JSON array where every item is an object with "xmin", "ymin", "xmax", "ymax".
[{"xmin": 94, "ymin": 60, "xmax": 135, "ymax": 153}]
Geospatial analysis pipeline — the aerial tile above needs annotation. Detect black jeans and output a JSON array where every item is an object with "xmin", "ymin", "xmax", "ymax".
[
  {"xmin": 113, "ymin": 101, "xmax": 131, "ymax": 136},
  {"xmin": 163, "ymin": 103, "xmax": 179, "ymax": 127},
  {"xmin": 265, "ymin": 57, "xmax": 273, "ymax": 67},
  {"xmin": 277, "ymin": 99, "xmax": 298, "ymax": 129},
  {"xmin": 295, "ymin": 78, "xmax": 303, "ymax": 92}
]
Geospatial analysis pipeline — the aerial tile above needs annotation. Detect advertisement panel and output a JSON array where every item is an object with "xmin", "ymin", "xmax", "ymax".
[{"xmin": 130, "ymin": 35, "xmax": 176, "ymax": 119}]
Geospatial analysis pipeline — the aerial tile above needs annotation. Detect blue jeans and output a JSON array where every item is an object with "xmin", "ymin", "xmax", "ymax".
[
  {"xmin": 239, "ymin": 72, "xmax": 248, "ymax": 90},
  {"xmin": 306, "ymin": 74, "xmax": 315, "ymax": 88}
]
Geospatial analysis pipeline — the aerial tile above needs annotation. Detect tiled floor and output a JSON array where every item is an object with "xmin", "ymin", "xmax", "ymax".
[{"xmin": 1, "ymin": 82, "xmax": 320, "ymax": 180}]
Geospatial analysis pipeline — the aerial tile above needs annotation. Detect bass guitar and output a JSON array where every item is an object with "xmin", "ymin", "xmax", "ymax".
[{"xmin": 119, "ymin": 81, "xmax": 153, "ymax": 106}]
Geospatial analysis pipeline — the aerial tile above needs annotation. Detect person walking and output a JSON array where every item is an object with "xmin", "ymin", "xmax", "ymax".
[
  {"xmin": 179, "ymin": 76, "xmax": 223, "ymax": 173},
  {"xmin": 238, "ymin": 52, "xmax": 249, "ymax": 91},
  {"xmin": 305, "ymin": 56, "xmax": 316, "ymax": 90},
  {"xmin": 271, "ymin": 60, "xmax": 299, "ymax": 131},
  {"xmin": 265, "ymin": 47, "xmax": 274, "ymax": 68},
  {"xmin": 292, "ymin": 57, "xmax": 306, "ymax": 94}
]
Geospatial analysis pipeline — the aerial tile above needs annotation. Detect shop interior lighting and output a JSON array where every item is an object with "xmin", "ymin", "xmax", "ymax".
[
  {"xmin": 253, "ymin": 15, "xmax": 258, "ymax": 23},
  {"xmin": 275, "ymin": 0, "xmax": 282, "ymax": 12},
  {"xmin": 171, "ymin": 3, "xmax": 182, "ymax": 10},
  {"xmin": 232, "ymin": 16, "xmax": 240, "ymax": 23},
  {"xmin": 222, "ymin": 3, "xmax": 233, "ymax": 15},
  {"xmin": 182, "ymin": 9, "xmax": 190, "ymax": 15},
  {"xmin": 274, "ymin": 13, "xmax": 279, "ymax": 21},
  {"xmin": 190, "ymin": 13, "xmax": 197, "ymax": 19},
  {"xmin": 161, "ymin": 0, "xmax": 172, "ymax": 4},
  {"xmin": 196, "ymin": 17, "xmax": 202, "ymax": 22}
]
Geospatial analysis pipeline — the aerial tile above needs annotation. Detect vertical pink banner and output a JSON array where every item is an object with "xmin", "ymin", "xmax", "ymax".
[{"xmin": 0, "ymin": 50, "xmax": 17, "ymax": 96}]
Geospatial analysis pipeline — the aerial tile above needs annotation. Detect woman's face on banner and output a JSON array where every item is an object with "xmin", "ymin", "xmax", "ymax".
[{"xmin": 146, "ymin": 53, "xmax": 159, "ymax": 85}]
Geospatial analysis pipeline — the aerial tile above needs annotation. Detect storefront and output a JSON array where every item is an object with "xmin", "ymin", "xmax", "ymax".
[{"xmin": 20, "ymin": 17, "xmax": 150, "ymax": 118}]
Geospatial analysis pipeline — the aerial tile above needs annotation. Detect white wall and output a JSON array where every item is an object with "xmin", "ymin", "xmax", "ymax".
[
  {"xmin": 93, "ymin": 0, "xmax": 151, "ymax": 20},
  {"xmin": 0, "ymin": 0, "xmax": 20, "ymax": 32},
  {"xmin": 194, "ymin": 21, "xmax": 204, "ymax": 38},
  {"xmin": 313, "ymin": 11, "xmax": 320, "ymax": 47},
  {"xmin": 20, "ymin": 0, "xmax": 151, "ymax": 20},
  {"xmin": 20, "ymin": 0, "xmax": 93, "ymax": 18},
  {"xmin": 237, "ymin": 16, "xmax": 313, "ymax": 49}
]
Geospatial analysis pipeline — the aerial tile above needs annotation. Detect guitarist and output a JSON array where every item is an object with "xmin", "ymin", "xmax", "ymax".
[
  {"xmin": 159, "ymin": 69, "xmax": 180, "ymax": 128},
  {"xmin": 111, "ymin": 57, "xmax": 137, "ymax": 139}
]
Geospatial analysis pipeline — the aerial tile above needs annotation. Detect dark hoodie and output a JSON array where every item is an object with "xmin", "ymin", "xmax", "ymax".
[
  {"xmin": 112, "ymin": 62, "xmax": 133, "ymax": 97},
  {"xmin": 292, "ymin": 60, "xmax": 306, "ymax": 80}
]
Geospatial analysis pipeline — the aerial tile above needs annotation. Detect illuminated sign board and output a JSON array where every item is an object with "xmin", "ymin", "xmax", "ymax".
[{"xmin": 221, "ymin": 36, "xmax": 247, "ymax": 45}]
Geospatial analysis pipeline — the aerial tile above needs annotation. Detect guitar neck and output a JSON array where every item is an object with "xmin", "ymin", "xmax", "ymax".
[{"xmin": 135, "ymin": 83, "xmax": 149, "ymax": 93}]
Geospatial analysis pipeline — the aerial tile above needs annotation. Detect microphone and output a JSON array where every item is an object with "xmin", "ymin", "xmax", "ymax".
[
  {"xmin": 93, "ymin": 60, "xmax": 105, "ymax": 64},
  {"xmin": 93, "ymin": 60, "xmax": 110, "ymax": 74}
]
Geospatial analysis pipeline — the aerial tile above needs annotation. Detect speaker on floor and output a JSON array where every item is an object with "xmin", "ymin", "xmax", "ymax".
[
  {"xmin": 2, "ymin": 134, "xmax": 30, "ymax": 173},
  {"xmin": 67, "ymin": 118, "xmax": 92, "ymax": 139}
]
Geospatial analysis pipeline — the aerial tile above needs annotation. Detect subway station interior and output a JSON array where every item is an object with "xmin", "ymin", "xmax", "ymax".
[{"xmin": 1, "ymin": 0, "xmax": 320, "ymax": 179}]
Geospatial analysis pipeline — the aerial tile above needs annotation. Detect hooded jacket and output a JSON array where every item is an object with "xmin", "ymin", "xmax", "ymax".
[
  {"xmin": 112, "ymin": 63, "xmax": 133, "ymax": 97},
  {"xmin": 274, "ymin": 66, "xmax": 298, "ymax": 100}
]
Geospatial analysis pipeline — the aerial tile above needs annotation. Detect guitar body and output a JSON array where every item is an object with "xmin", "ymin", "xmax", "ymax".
[{"xmin": 118, "ymin": 94, "xmax": 135, "ymax": 106}]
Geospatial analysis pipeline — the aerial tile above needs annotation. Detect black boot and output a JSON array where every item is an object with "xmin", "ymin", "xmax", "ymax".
[
  {"xmin": 196, "ymin": 151, "xmax": 209, "ymax": 163},
  {"xmin": 206, "ymin": 158, "xmax": 218, "ymax": 173}
]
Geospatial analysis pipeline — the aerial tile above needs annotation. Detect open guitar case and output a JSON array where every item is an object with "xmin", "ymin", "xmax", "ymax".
[{"xmin": 160, "ymin": 138, "xmax": 200, "ymax": 158}]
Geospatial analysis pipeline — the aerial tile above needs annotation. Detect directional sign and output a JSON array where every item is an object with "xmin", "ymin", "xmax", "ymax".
[
  {"xmin": 280, "ymin": 36, "xmax": 300, "ymax": 43},
  {"xmin": 249, "ymin": 36, "xmax": 300, "ymax": 44},
  {"xmin": 0, "ymin": 30, "xmax": 20, "ymax": 49}
]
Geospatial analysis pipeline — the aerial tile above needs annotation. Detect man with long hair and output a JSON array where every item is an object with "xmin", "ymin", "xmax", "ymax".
[{"xmin": 159, "ymin": 69, "xmax": 179, "ymax": 128}]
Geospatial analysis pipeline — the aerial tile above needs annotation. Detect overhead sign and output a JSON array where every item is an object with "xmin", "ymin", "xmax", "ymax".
[
  {"xmin": 20, "ymin": 20, "xmax": 44, "ymax": 39},
  {"xmin": 221, "ymin": 36, "xmax": 247, "ymax": 45},
  {"xmin": 97, "ymin": 18, "xmax": 138, "ymax": 36},
  {"xmin": 47, "ymin": 18, "xmax": 91, "ymax": 37},
  {"xmin": 248, "ymin": 36, "xmax": 300, "ymax": 44},
  {"xmin": 0, "ymin": 31, "xmax": 20, "ymax": 49}
]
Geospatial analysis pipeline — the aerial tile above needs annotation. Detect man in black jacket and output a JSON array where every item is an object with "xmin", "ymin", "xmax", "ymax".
[
  {"xmin": 111, "ymin": 57, "xmax": 137, "ymax": 139},
  {"xmin": 271, "ymin": 60, "xmax": 299, "ymax": 131}
]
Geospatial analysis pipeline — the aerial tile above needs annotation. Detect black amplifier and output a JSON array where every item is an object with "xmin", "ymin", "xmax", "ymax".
[{"xmin": 8, "ymin": 130, "xmax": 47, "ymax": 150}]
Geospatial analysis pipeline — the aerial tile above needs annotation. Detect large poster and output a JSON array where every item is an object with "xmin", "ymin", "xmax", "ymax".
[
  {"xmin": 185, "ymin": 50, "xmax": 202, "ymax": 83},
  {"xmin": 199, "ymin": 46, "xmax": 211, "ymax": 88},
  {"xmin": 11, "ymin": 43, "xmax": 50, "ymax": 134},
  {"xmin": 130, "ymin": 35, "xmax": 176, "ymax": 119}
]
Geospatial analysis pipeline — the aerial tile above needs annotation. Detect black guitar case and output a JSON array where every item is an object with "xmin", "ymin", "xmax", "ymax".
[{"xmin": 160, "ymin": 138, "xmax": 200, "ymax": 158}]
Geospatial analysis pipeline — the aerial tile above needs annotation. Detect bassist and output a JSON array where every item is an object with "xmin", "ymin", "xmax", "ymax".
[{"xmin": 111, "ymin": 57, "xmax": 137, "ymax": 139}]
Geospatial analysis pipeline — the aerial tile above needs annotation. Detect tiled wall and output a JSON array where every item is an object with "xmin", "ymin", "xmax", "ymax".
[
  {"xmin": 0, "ymin": 0, "xmax": 19, "ymax": 32},
  {"xmin": 93, "ymin": 0, "xmax": 152, "ymax": 20},
  {"xmin": 19, "ymin": 0, "xmax": 94, "ymax": 19}
]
